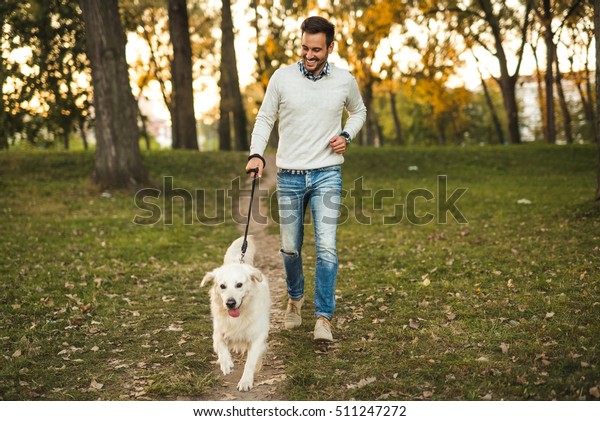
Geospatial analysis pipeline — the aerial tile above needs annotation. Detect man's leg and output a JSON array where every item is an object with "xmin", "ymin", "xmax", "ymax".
[
  {"xmin": 277, "ymin": 171, "xmax": 308, "ymax": 327},
  {"xmin": 310, "ymin": 167, "xmax": 342, "ymax": 332}
]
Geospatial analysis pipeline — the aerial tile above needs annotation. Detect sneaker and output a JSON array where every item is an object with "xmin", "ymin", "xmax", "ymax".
[
  {"xmin": 284, "ymin": 297, "xmax": 304, "ymax": 329},
  {"xmin": 313, "ymin": 316, "xmax": 333, "ymax": 342}
]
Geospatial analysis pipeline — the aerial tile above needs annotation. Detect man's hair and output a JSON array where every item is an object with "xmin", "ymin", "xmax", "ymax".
[{"xmin": 301, "ymin": 16, "xmax": 335, "ymax": 47}]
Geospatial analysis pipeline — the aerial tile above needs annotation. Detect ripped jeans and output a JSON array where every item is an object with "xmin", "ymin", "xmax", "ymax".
[{"xmin": 276, "ymin": 166, "xmax": 342, "ymax": 320}]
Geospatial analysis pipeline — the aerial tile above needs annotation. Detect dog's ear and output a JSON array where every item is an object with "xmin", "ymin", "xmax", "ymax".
[
  {"xmin": 201, "ymin": 271, "xmax": 215, "ymax": 287},
  {"xmin": 248, "ymin": 267, "xmax": 264, "ymax": 283}
]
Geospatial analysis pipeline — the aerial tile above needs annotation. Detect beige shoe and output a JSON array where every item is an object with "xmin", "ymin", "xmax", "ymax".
[
  {"xmin": 284, "ymin": 297, "xmax": 304, "ymax": 329},
  {"xmin": 313, "ymin": 316, "xmax": 333, "ymax": 342}
]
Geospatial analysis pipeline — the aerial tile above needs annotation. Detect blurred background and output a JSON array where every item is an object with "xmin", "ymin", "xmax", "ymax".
[{"xmin": 0, "ymin": 0, "xmax": 596, "ymax": 151}]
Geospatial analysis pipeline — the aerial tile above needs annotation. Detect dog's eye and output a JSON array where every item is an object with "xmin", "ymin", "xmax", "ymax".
[
  {"xmin": 236, "ymin": 283, "xmax": 243, "ymax": 288},
  {"xmin": 219, "ymin": 284, "xmax": 226, "ymax": 290}
]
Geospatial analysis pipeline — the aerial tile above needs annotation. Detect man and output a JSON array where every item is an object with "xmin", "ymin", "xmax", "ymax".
[{"xmin": 245, "ymin": 16, "xmax": 366, "ymax": 342}]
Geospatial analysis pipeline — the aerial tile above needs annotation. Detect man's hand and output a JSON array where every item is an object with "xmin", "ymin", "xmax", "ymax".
[
  {"xmin": 329, "ymin": 135, "xmax": 347, "ymax": 154},
  {"xmin": 245, "ymin": 157, "xmax": 264, "ymax": 178}
]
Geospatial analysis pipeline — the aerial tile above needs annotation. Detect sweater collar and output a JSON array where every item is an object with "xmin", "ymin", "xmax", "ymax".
[{"xmin": 297, "ymin": 60, "xmax": 331, "ymax": 81}]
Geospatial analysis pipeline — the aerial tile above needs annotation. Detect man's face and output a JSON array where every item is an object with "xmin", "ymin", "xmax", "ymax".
[{"xmin": 301, "ymin": 32, "xmax": 333, "ymax": 75}]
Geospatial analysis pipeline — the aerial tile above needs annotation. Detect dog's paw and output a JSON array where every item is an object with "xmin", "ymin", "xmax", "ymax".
[
  {"xmin": 237, "ymin": 376, "xmax": 254, "ymax": 392},
  {"xmin": 219, "ymin": 357, "xmax": 234, "ymax": 375}
]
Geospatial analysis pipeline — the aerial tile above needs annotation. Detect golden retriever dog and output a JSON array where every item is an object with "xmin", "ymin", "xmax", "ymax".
[{"xmin": 201, "ymin": 236, "xmax": 270, "ymax": 391}]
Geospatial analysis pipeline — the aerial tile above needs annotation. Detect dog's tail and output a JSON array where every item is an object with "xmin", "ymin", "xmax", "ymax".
[{"xmin": 224, "ymin": 235, "xmax": 255, "ymax": 265}]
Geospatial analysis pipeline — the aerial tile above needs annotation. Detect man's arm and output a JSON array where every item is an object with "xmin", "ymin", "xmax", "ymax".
[
  {"xmin": 342, "ymin": 76, "xmax": 367, "ymax": 139},
  {"xmin": 246, "ymin": 71, "xmax": 280, "ymax": 177}
]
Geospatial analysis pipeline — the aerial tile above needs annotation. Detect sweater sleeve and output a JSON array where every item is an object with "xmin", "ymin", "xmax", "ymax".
[
  {"xmin": 249, "ymin": 70, "xmax": 280, "ymax": 157},
  {"xmin": 343, "ymin": 75, "xmax": 367, "ymax": 140}
]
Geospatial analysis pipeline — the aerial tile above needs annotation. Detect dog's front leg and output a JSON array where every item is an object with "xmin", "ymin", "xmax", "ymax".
[
  {"xmin": 213, "ymin": 332, "xmax": 234, "ymax": 375},
  {"xmin": 237, "ymin": 338, "xmax": 266, "ymax": 391}
]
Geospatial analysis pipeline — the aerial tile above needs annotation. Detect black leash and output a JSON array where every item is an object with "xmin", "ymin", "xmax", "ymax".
[{"xmin": 240, "ymin": 167, "xmax": 258, "ymax": 263}]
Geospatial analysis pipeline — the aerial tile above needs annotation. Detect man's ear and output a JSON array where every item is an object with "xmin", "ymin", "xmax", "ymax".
[
  {"xmin": 328, "ymin": 41, "xmax": 334, "ymax": 54},
  {"xmin": 201, "ymin": 271, "xmax": 215, "ymax": 287}
]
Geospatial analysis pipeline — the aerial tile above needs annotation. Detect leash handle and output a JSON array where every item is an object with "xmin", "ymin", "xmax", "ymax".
[{"xmin": 241, "ymin": 167, "xmax": 259, "ymax": 263}]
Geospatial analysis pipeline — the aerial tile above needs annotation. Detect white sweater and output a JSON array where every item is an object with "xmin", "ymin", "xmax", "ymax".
[{"xmin": 249, "ymin": 63, "xmax": 367, "ymax": 170}]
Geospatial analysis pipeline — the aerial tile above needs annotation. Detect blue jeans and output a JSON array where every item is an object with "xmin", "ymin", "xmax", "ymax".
[{"xmin": 276, "ymin": 166, "xmax": 342, "ymax": 320}]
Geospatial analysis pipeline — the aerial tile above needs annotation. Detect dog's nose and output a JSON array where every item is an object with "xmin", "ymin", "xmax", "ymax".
[{"xmin": 226, "ymin": 299, "xmax": 236, "ymax": 309}]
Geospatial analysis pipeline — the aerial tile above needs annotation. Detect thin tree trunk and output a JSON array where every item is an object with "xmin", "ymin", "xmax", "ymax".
[
  {"xmin": 220, "ymin": 0, "xmax": 247, "ymax": 151},
  {"xmin": 542, "ymin": 0, "xmax": 556, "ymax": 144},
  {"xmin": 168, "ymin": 0, "xmax": 198, "ymax": 150},
  {"xmin": 480, "ymin": 0, "xmax": 528, "ymax": 144},
  {"xmin": 389, "ymin": 91, "xmax": 404, "ymax": 146},
  {"xmin": 554, "ymin": 47, "xmax": 573, "ymax": 144},
  {"xmin": 0, "ymin": 53, "xmax": 8, "ymax": 150},
  {"xmin": 62, "ymin": 122, "xmax": 71, "ymax": 150},
  {"xmin": 531, "ymin": 43, "xmax": 547, "ymax": 142},
  {"xmin": 594, "ymin": 0, "xmax": 600, "ymax": 202},
  {"xmin": 478, "ymin": 69, "xmax": 505, "ymax": 144},
  {"xmin": 78, "ymin": 116, "xmax": 89, "ymax": 150},
  {"xmin": 80, "ymin": 0, "xmax": 149, "ymax": 190}
]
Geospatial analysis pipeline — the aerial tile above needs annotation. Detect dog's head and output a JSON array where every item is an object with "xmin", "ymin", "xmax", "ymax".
[{"xmin": 201, "ymin": 263, "xmax": 263, "ymax": 318}]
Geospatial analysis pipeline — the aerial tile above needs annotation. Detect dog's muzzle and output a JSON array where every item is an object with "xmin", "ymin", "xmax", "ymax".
[{"xmin": 226, "ymin": 299, "xmax": 241, "ymax": 318}]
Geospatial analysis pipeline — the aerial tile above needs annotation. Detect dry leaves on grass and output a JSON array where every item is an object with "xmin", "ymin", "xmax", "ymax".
[{"xmin": 346, "ymin": 377, "xmax": 377, "ymax": 390}]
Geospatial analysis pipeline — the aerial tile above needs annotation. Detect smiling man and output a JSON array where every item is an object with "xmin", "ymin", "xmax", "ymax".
[{"xmin": 246, "ymin": 16, "xmax": 366, "ymax": 342}]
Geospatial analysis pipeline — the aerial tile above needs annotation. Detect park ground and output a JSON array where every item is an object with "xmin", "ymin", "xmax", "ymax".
[{"xmin": 0, "ymin": 144, "xmax": 599, "ymax": 401}]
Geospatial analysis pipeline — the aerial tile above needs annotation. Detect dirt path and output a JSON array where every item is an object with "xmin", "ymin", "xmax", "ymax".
[{"xmin": 202, "ymin": 153, "xmax": 288, "ymax": 401}]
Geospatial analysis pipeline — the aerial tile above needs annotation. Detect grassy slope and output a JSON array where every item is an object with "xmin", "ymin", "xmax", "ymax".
[{"xmin": 1, "ymin": 145, "xmax": 598, "ymax": 400}]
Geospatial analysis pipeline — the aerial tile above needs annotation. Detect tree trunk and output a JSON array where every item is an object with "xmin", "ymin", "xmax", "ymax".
[
  {"xmin": 218, "ymin": 106, "xmax": 232, "ymax": 151},
  {"xmin": 0, "ymin": 52, "xmax": 8, "ymax": 150},
  {"xmin": 594, "ymin": 0, "xmax": 600, "ymax": 202},
  {"xmin": 480, "ymin": 0, "xmax": 527, "ymax": 144},
  {"xmin": 531, "ymin": 43, "xmax": 547, "ymax": 142},
  {"xmin": 80, "ymin": 0, "xmax": 149, "ymax": 190},
  {"xmin": 554, "ymin": 48, "xmax": 573, "ymax": 144},
  {"xmin": 78, "ymin": 116, "xmax": 89, "ymax": 150},
  {"xmin": 362, "ymin": 79, "xmax": 381, "ymax": 146},
  {"xmin": 219, "ymin": 0, "xmax": 248, "ymax": 151},
  {"xmin": 167, "ymin": 0, "xmax": 198, "ymax": 150},
  {"xmin": 496, "ymin": 76, "xmax": 522, "ymax": 145},
  {"xmin": 479, "ymin": 71, "xmax": 505, "ymax": 144},
  {"xmin": 542, "ymin": 0, "xmax": 556, "ymax": 144},
  {"xmin": 62, "ymin": 122, "xmax": 71, "ymax": 150},
  {"xmin": 389, "ymin": 91, "xmax": 404, "ymax": 146}
]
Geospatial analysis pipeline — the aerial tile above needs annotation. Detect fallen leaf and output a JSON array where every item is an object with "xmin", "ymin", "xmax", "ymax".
[
  {"xmin": 90, "ymin": 380, "xmax": 104, "ymax": 390},
  {"xmin": 422, "ymin": 390, "xmax": 433, "ymax": 399},
  {"xmin": 167, "ymin": 324, "xmax": 183, "ymax": 332},
  {"xmin": 516, "ymin": 375, "xmax": 528, "ymax": 385},
  {"xmin": 346, "ymin": 377, "xmax": 377, "ymax": 389},
  {"xmin": 500, "ymin": 343, "xmax": 510, "ymax": 354},
  {"xmin": 545, "ymin": 312, "xmax": 555, "ymax": 319},
  {"xmin": 589, "ymin": 387, "xmax": 600, "ymax": 399},
  {"xmin": 409, "ymin": 319, "xmax": 420, "ymax": 329},
  {"xmin": 12, "ymin": 349, "xmax": 22, "ymax": 358}
]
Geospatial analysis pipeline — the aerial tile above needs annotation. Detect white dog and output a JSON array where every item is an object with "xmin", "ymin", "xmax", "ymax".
[{"xmin": 201, "ymin": 236, "xmax": 270, "ymax": 391}]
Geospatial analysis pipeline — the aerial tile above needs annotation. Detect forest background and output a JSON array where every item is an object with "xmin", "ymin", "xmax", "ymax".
[{"xmin": 1, "ymin": 0, "xmax": 597, "ymax": 153}]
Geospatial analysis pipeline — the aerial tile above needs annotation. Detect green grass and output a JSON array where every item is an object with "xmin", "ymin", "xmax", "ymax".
[{"xmin": 1, "ymin": 145, "xmax": 599, "ymax": 400}]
